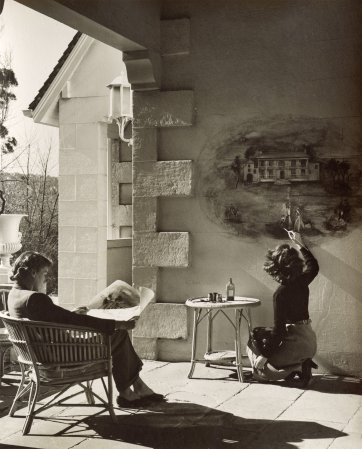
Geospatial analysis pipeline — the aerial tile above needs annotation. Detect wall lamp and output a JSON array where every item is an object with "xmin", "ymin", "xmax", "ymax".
[{"xmin": 107, "ymin": 74, "xmax": 133, "ymax": 146}]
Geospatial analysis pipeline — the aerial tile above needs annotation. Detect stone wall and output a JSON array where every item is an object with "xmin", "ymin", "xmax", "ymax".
[
  {"xmin": 148, "ymin": 0, "xmax": 362, "ymax": 375},
  {"xmin": 58, "ymin": 40, "xmax": 126, "ymax": 306}
]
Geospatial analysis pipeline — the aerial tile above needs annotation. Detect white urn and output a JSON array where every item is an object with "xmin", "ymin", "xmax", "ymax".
[{"xmin": 0, "ymin": 214, "xmax": 26, "ymax": 283}]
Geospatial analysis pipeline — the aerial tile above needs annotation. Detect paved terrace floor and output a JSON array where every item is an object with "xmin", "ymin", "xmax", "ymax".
[{"xmin": 0, "ymin": 361, "xmax": 361, "ymax": 449}]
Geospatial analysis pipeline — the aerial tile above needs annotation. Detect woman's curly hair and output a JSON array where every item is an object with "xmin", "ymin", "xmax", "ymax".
[
  {"xmin": 263, "ymin": 244, "xmax": 304, "ymax": 284},
  {"xmin": 10, "ymin": 251, "xmax": 52, "ymax": 283}
]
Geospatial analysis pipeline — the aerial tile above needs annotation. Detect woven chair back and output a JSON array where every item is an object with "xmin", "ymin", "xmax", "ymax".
[{"xmin": 0, "ymin": 312, "xmax": 109, "ymax": 368}]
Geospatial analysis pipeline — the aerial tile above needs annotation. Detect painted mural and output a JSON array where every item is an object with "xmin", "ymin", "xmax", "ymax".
[{"xmin": 198, "ymin": 117, "xmax": 362, "ymax": 240}]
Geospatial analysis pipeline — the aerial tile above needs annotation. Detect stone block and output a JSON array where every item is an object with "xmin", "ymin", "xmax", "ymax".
[
  {"xmin": 58, "ymin": 226, "xmax": 76, "ymax": 252},
  {"xmin": 133, "ymin": 197, "xmax": 157, "ymax": 231},
  {"xmin": 76, "ymin": 123, "xmax": 99, "ymax": 149},
  {"xmin": 59, "ymin": 175, "xmax": 76, "ymax": 201},
  {"xmin": 133, "ymin": 90, "xmax": 194, "ymax": 128},
  {"xmin": 97, "ymin": 199, "xmax": 108, "ymax": 227},
  {"xmin": 59, "ymin": 147, "xmax": 99, "ymax": 176},
  {"xmin": 114, "ymin": 205, "xmax": 133, "ymax": 226},
  {"xmin": 59, "ymin": 124, "xmax": 76, "ymax": 149},
  {"xmin": 132, "ymin": 336, "xmax": 158, "ymax": 360},
  {"xmin": 59, "ymin": 201, "xmax": 98, "ymax": 227},
  {"xmin": 132, "ymin": 127, "xmax": 158, "ymax": 162},
  {"xmin": 161, "ymin": 18, "xmax": 190, "ymax": 56},
  {"xmin": 96, "ymin": 249, "xmax": 108, "ymax": 283},
  {"xmin": 59, "ymin": 252, "xmax": 98, "ymax": 279},
  {"xmin": 132, "ymin": 267, "xmax": 158, "ymax": 294},
  {"xmin": 133, "ymin": 303, "xmax": 187, "ymax": 339},
  {"xmin": 97, "ymin": 122, "xmax": 108, "ymax": 149},
  {"xmin": 133, "ymin": 232, "xmax": 190, "ymax": 267},
  {"xmin": 112, "ymin": 162, "xmax": 132, "ymax": 183},
  {"xmin": 133, "ymin": 160, "xmax": 193, "ymax": 197},
  {"xmin": 59, "ymin": 97, "xmax": 109, "ymax": 124},
  {"xmin": 97, "ymin": 173, "xmax": 108, "ymax": 202},
  {"xmin": 75, "ymin": 174, "xmax": 98, "ymax": 201},
  {"xmin": 58, "ymin": 277, "xmax": 74, "ymax": 305},
  {"xmin": 75, "ymin": 227, "xmax": 98, "ymax": 253},
  {"xmin": 74, "ymin": 279, "xmax": 98, "ymax": 305},
  {"xmin": 96, "ymin": 277, "xmax": 107, "ymax": 295}
]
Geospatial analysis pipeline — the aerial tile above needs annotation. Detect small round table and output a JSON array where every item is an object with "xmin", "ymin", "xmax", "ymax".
[{"xmin": 185, "ymin": 296, "xmax": 261, "ymax": 382}]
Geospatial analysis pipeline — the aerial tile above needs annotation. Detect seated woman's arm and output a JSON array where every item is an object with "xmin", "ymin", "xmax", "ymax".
[{"xmin": 27, "ymin": 293, "xmax": 116, "ymax": 335}]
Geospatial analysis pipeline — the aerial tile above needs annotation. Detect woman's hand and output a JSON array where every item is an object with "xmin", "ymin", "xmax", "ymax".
[
  {"xmin": 73, "ymin": 306, "xmax": 89, "ymax": 315},
  {"xmin": 286, "ymin": 230, "xmax": 306, "ymax": 249}
]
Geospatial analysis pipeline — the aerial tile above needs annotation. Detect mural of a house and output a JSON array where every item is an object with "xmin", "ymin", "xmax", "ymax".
[
  {"xmin": 244, "ymin": 150, "xmax": 320, "ymax": 184},
  {"xmin": 14, "ymin": 0, "xmax": 362, "ymax": 376}
]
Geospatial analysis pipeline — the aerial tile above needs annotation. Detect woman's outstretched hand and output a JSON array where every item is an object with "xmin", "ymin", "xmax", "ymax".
[{"xmin": 288, "ymin": 231, "xmax": 307, "ymax": 249}]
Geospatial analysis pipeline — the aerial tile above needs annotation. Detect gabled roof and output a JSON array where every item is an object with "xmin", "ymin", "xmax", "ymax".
[
  {"xmin": 24, "ymin": 31, "xmax": 94, "ymax": 126},
  {"xmin": 28, "ymin": 31, "xmax": 82, "ymax": 111}
]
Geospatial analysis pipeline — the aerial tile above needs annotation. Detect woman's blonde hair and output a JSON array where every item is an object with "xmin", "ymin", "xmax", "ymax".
[
  {"xmin": 10, "ymin": 251, "xmax": 52, "ymax": 283},
  {"xmin": 264, "ymin": 244, "xmax": 304, "ymax": 284}
]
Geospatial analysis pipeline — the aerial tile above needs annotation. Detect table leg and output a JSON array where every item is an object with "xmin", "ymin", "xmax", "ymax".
[
  {"xmin": 205, "ymin": 309, "xmax": 213, "ymax": 366},
  {"xmin": 244, "ymin": 308, "xmax": 253, "ymax": 335},
  {"xmin": 234, "ymin": 309, "xmax": 244, "ymax": 382},
  {"xmin": 188, "ymin": 308, "xmax": 201, "ymax": 379}
]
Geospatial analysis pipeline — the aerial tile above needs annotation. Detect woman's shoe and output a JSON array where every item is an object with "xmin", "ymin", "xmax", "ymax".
[
  {"xmin": 140, "ymin": 392, "xmax": 165, "ymax": 403},
  {"xmin": 116, "ymin": 395, "xmax": 144, "ymax": 408},
  {"xmin": 300, "ymin": 359, "xmax": 318, "ymax": 387},
  {"xmin": 116, "ymin": 392, "xmax": 165, "ymax": 408}
]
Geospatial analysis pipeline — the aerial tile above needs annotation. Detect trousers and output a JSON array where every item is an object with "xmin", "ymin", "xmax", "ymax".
[{"xmin": 111, "ymin": 329, "xmax": 143, "ymax": 391}]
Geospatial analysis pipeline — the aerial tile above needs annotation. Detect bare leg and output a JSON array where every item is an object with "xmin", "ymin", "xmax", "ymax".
[{"xmin": 133, "ymin": 377, "xmax": 164, "ymax": 401}]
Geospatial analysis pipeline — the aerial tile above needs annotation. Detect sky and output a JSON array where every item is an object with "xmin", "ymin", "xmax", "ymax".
[{"xmin": 0, "ymin": 0, "xmax": 75, "ymax": 175}]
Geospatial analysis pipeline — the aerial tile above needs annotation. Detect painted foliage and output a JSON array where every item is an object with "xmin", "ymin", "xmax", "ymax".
[{"xmin": 198, "ymin": 117, "xmax": 362, "ymax": 240}]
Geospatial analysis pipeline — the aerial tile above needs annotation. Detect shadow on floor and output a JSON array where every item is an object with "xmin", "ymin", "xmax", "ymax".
[
  {"xmin": 226, "ymin": 371, "xmax": 362, "ymax": 395},
  {"xmin": 0, "ymin": 375, "xmax": 58, "ymax": 419},
  {"xmin": 83, "ymin": 401, "xmax": 346, "ymax": 449},
  {"xmin": 0, "ymin": 445, "xmax": 40, "ymax": 449}
]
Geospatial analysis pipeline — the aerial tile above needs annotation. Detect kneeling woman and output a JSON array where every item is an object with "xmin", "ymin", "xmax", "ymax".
[
  {"xmin": 247, "ymin": 233, "xmax": 319, "ymax": 386},
  {"xmin": 7, "ymin": 251, "xmax": 164, "ymax": 407}
]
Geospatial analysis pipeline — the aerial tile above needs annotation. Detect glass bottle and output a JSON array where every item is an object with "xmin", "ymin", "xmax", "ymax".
[{"xmin": 226, "ymin": 278, "xmax": 235, "ymax": 301}]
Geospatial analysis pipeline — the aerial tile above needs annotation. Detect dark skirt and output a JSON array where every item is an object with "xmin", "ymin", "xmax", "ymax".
[{"xmin": 247, "ymin": 323, "xmax": 317, "ymax": 381}]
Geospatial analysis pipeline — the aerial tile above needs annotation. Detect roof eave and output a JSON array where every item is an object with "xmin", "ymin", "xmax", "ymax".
[{"xmin": 27, "ymin": 34, "xmax": 94, "ymax": 127}]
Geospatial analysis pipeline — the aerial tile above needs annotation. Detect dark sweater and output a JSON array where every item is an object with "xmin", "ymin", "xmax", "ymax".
[
  {"xmin": 272, "ymin": 247, "xmax": 319, "ymax": 339},
  {"xmin": 8, "ymin": 286, "xmax": 116, "ymax": 335}
]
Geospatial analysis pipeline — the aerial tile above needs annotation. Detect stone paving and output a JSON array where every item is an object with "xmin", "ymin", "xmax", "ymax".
[{"xmin": 0, "ymin": 361, "xmax": 361, "ymax": 449}]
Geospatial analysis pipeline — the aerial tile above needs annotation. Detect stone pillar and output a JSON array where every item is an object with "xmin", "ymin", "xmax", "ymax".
[
  {"xmin": 130, "ymin": 94, "xmax": 194, "ymax": 359},
  {"xmin": 123, "ymin": 17, "xmax": 193, "ymax": 360},
  {"xmin": 58, "ymin": 97, "xmax": 109, "ymax": 308}
]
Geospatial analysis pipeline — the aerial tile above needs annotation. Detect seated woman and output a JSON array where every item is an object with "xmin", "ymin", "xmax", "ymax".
[
  {"xmin": 247, "ymin": 232, "xmax": 319, "ymax": 386},
  {"xmin": 7, "ymin": 251, "xmax": 164, "ymax": 407}
]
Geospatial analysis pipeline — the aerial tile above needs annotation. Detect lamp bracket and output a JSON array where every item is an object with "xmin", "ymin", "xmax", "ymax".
[{"xmin": 114, "ymin": 116, "xmax": 133, "ymax": 146}]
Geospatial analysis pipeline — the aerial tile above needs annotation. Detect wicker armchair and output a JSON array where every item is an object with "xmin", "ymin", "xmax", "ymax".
[
  {"xmin": 0, "ymin": 311, "xmax": 132, "ymax": 435},
  {"xmin": 0, "ymin": 287, "xmax": 12, "ymax": 386}
]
